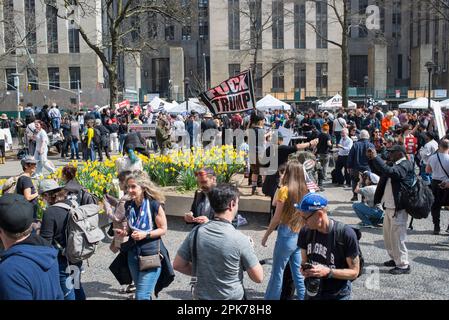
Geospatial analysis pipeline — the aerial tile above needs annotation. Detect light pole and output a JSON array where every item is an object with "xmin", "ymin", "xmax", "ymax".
[
  {"xmin": 203, "ymin": 53, "xmax": 207, "ymax": 91},
  {"xmin": 184, "ymin": 77, "xmax": 190, "ymax": 112},
  {"xmin": 364, "ymin": 75, "xmax": 369, "ymax": 108},
  {"xmin": 77, "ymin": 80, "xmax": 81, "ymax": 112},
  {"xmin": 425, "ymin": 61, "xmax": 436, "ymax": 110}
]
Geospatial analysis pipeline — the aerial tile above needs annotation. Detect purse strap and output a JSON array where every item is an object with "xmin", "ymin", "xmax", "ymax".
[{"xmin": 437, "ymin": 152, "xmax": 449, "ymax": 180}]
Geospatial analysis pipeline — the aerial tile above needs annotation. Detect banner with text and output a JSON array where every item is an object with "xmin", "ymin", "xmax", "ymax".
[{"xmin": 199, "ymin": 70, "xmax": 256, "ymax": 115}]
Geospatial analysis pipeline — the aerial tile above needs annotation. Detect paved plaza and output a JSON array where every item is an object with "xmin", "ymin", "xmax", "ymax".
[{"xmin": 1, "ymin": 153, "xmax": 449, "ymax": 300}]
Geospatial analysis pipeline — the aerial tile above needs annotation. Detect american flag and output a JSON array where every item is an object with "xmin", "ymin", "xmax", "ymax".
[{"xmin": 303, "ymin": 165, "xmax": 318, "ymax": 193}]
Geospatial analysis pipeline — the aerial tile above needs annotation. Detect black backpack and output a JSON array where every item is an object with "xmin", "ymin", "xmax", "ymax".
[
  {"xmin": 93, "ymin": 127, "xmax": 102, "ymax": 146},
  {"xmin": 400, "ymin": 177, "xmax": 433, "ymax": 219},
  {"xmin": 334, "ymin": 221, "xmax": 365, "ymax": 279}
]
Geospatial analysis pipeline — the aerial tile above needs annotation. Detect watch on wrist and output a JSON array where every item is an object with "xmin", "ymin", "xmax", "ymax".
[
  {"xmin": 326, "ymin": 268, "xmax": 334, "ymax": 279},
  {"xmin": 146, "ymin": 231, "xmax": 152, "ymax": 239}
]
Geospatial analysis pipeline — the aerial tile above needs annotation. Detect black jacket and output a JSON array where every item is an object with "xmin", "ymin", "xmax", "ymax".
[{"xmin": 372, "ymin": 156, "xmax": 415, "ymax": 212}]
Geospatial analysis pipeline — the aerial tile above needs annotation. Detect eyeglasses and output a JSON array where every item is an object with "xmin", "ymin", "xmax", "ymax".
[{"xmin": 301, "ymin": 211, "xmax": 316, "ymax": 221}]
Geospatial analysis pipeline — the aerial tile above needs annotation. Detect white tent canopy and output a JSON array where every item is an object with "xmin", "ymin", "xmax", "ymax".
[
  {"xmin": 256, "ymin": 94, "xmax": 291, "ymax": 111},
  {"xmin": 439, "ymin": 98, "xmax": 449, "ymax": 108},
  {"xmin": 149, "ymin": 97, "xmax": 174, "ymax": 112},
  {"xmin": 319, "ymin": 94, "xmax": 357, "ymax": 110},
  {"xmin": 166, "ymin": 99, "xmax": 208, "ymax": 114},
  {"xmin": 399, "ymin": 97, "xmax": 439, "ymax": 109}
]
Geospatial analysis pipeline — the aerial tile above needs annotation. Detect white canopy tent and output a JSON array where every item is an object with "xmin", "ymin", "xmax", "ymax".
[
  {"xmin": 256, "ymin": 94, "xmax": 291, "ymax": 111},
  {"xmin": 318, "ymin": 94, "xmax": 357, "ymax": 110},
  {"xmin": 439, "ymin": 98, "xmax": 449, "ymax": 108},
  {"xmin": 149, "ymin": 97, "xmax": 175, "ymax": 112},
  {"xmin": 166, "ymin": 99, "xmax": 208, "ymax": 114},
  {"xmin": 398, "ymin": 97, "xmax": 440, "ymax": 109}
]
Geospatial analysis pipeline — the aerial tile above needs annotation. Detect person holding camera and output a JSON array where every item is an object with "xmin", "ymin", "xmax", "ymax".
[
  {"xmin": 366, "ymin": 144, "xmax": 414, "ymax": 275},
  {"xmin": 296, "ymin": 193, "xmax": 360, "ymax": 300},
  {"xmin": 352, "ymin": 171, "xmax": 383, "ymax": 227}
]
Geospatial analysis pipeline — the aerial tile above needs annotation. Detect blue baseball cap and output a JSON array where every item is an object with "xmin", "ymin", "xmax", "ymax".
[{"xmin": 294, "ymin": 192, "xmax": 328, "ymax": 214}]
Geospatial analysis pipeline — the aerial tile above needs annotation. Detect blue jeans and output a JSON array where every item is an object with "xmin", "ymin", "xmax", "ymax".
[
  {"xmin": 127, "ymin": 247, "xmax": 162, "ymax": 300},
  {"xmin": 70, "ymin": 138, "xmax": 80, "ymax": 159},
  {"xmin": 353, "ymin": 202, "xmax": 384, "ymax": 225},
  {"xmin": 265, "ymin": 224, "xmax": 305, "ymax": 300},
  {"xmin": 58, "ymin": 257, "xmax": 86, "ymax": 300},
  {"xmin": 52, "ymin": 118, "xmax": 60, "ymax": 132},
  {"xmin": 420, "ymin": 163, "xmax": 432, "ymax": 185},
  {"xmin": 306, "ymin": 282, "xmax": 352, "ymax": 300},
  {"xmin": 119, "ymin": 134, "xmax": 127, "ymax": 153},
  {"xmin": 83, "ymin": 142, "xmax": 96, "ymax": 161}
]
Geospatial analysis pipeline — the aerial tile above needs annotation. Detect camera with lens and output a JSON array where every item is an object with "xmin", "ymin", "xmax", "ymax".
[{"xmin": 302, "ymin": 262, "xmax": 321, "ymax": 297}]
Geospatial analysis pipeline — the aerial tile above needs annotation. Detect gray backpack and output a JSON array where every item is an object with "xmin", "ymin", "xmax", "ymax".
[{"xmin": 53, "ymin": 200, "xmax": 105, "ymax": 264}]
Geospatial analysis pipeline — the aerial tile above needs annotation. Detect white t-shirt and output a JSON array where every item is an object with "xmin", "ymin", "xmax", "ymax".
[
  {"xmin": 35, "ymin": 130, "xmax": 49, "ymax": 153},
  {"xmin": 428, "ymin": 152, "xmax": 449, "ymax": 181},
  {"xmin": 333, "ymin": 118, "xmax": 347, "ymax": 132}
]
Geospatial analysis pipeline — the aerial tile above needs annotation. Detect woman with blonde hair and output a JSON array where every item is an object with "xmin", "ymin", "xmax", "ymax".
[
  {"xmin": 262, "ymin": 160, "xmax": 308, "ymax": 300},
  {"xmin": 116, "ymin": 171, "xmax": 167, "ymax": 300}
]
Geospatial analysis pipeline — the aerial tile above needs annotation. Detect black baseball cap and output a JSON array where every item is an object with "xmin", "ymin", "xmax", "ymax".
[
  {"xmin": 0, "ymin": 194, "xmax": 34, "ymax": 234},
  {"xmin": 387, "ymin": 144, "xmax": 406, "ymax": 154}
]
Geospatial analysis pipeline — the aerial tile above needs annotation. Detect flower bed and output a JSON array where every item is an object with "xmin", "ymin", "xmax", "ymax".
[{"xmin": 0, "ymin": 146, "xmax": 246, "ymax": 219}]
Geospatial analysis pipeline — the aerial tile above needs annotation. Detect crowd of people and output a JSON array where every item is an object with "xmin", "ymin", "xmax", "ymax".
[{"xmin": 1, "ymin": 100, "xmax": 449, "ymax": 301}]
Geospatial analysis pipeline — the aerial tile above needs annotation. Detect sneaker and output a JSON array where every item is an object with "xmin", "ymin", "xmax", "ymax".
[
  {"xmin": 446, "ymin": 226, "xmax": 449, "ymax": 234},
  {"xmin": 350, "ymin": 196, "xmax": 358, "ymax": 202},
  {"xmin": 389, "ymin": 266, "xmax": 411, "ymax": 275},
  {"xmin": 383, "ymin": 260, "xmax": 396, "ymax": 267}
]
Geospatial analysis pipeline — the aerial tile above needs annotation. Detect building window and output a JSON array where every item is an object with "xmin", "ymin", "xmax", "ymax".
[
  {"xmin": 27, "ymin": 68, "xmax": 39, "ymax": 90},
  {"xmin": 294, "ymin": 63, "xmax": 306, "ymax": 90},
  {"xmin": 358, "ymin": 0, "xmax": 368, "ymax": 38},
  {"xmin": 251, "ymin": 63, "xmax": 263, "ymax": 98},
  {"xmin": 25, "ymin": 0, "xmax": 37, "ymax": 54},
  {"xmin": 228, "ymin": 0, "xmax": 240, "ymax": 50},
  {"xmin": 316, "ymin": 1, "xmax": 328, "ymax": 49},
  {"xmin": 198, "ymin": 0, "xmax": 208, "ymax": 8},
  {"xmin": 316, "ymin": 63, "xmax": 328, "ymax": 96},
  {"xmin": 249, "ymin": 0, "xmax": 262, "ymax": 49},
  {"xmin": 46, "ymin": 3, "xmax": 59, "ymax": 53},
  {"xmin": 294, "ymin": 1, "xmax": 306, "ymax": 49},
  {"xmin": 68, "ymin": 27, "xmax": 80, "ymax": 53},
  {"xmin": 182, "ymin": 26, "xmax": 192, "ymax": 40},
  {"xmin": 165, "ymin": 22, "xmax": 175, "ymax": 41},
  {"xmin": 272, "ymin": 63, "xmax": 284, "ymax": 92},
  {"xmin": 48, "ymin": 67, "xmax": 60, "ymax": 89},
  {"xmin": 130, "ymin": 16, "xmax": 140, "ymax": 42},
  {"xmin": 3, "ymin": 0, "xmax": 15, "ymax": 55},
  {"xmin": 272, "ymin": 1, "xmax": 284, "ymax": 49},
  {"xmin": 148, "ymin": 13, "xmax": 158, "ymax": 39},
  {"xmin": 397, "ymin": 55, "xmax": 403, "ymax": 79},
  {"xmin": 228, "ymin": 64, "xmax": 241, "ymax": 77},
  {"xmin": 5, "ymin": 68, "xmax": 16, "ymax": 91},
  {"xmin": 69, "ymin": 67, "xmax": 81, "ymax": 89},
  {"xmin": 199, "ymin": 22, "xmax": 209, "ymax": 40}
]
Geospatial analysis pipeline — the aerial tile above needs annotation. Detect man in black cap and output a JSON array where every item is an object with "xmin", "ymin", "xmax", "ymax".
[
  {"xmin": 367, "ymin": 144, "xmax": 415, "ymax": 275},
  {"xmin": 0, "ymin": 194, "xmax": 63, "ymax": 299}
]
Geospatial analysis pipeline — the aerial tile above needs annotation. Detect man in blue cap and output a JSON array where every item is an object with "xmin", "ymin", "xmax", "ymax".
[{"xmin": 296, "ymin": 192, "xmax": 360, "ymax": 300}]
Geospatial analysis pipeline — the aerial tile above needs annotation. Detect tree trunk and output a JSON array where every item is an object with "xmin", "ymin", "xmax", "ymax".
[
  {"xmin": 341, "ymin": 3, "xmax": 349, "ymax": 109},
  {"xmin": 341, "ymin": 31, "xmax": 349, "ymax": 109},
  {"xmin": 109, "ymin": 71, "xmax": 119, "ymax": 109}
]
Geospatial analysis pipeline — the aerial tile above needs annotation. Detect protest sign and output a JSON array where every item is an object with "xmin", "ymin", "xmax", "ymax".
[{"xmin": 199, "ymin": 70, "xmax": 256, "ymax": 115}]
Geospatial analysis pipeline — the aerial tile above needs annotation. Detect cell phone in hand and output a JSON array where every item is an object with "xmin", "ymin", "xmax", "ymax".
[{"xmin": 302, "ymin": 262, "xmax": 313, "ymax": 270}]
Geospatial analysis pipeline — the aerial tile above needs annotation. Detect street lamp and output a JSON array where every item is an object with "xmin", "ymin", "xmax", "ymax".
[
  {"xmin": 184, "ymin": 77, "xmax": 190, "ymax": 112},
  {"xmin": 425, "ymin": 61, "xmax": 436, "ymax": 110},
  {"xmin": 364, "ymin": 75, "xmax": 369, "ymax": 108}
]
